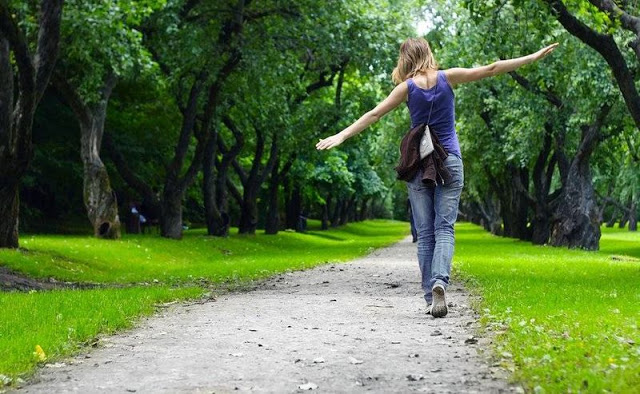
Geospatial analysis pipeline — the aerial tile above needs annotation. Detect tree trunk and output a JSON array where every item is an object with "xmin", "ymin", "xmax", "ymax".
[
  {"xmin": 531, "ymin": 213, "xmax": 551, "ymax": 245},
  {"xmin": 0, "ymin": 0, "xmax": 64, "ymax": 248},
  {"xmin": 530, "ymin": 125, "xmax": 556, "ymax": 245},
  {"xmin": 331, "ymin": 198, "xmax": 342, "ymax": 227},
  {"xmin": 0, "ymin": 183, "xmax": 19, "ymax": 248},
  {"xmin": 629, "ymin": 198, "xmax": 638, "ymax": 231},
  {"xmin": 550, "ymin": 106, "xmax": 610, "ymax": 250},
  {"xmin": 321, "ymin": 195, "xmax": 330, "ymax": 230},
  {"xmin": 359, "ymin": 198, "xmax": 369, "ymax": 221},
  {"xmin": 550, "ymin": 167, "xmax": 601, "ymax": 250},
  {"xmin": 264, "ymin": 156, "xmax": 280, "ymax": 235},
  {"xmin": 236, "ymin": 126, "xmax": 277, "ymax": 235},
  {"xmin": 78, "ymin": 76, "xmax": 121, "ymax": 239},
  {"xmin": 606, "ymin": 206, "xmax": 619, "ymax": 227},
  {"xmin": 0, "ymin": 36, "xmax": 18, "ymax": 248},
  {"xmin": 497, "ymin": 166, "xmax": 531, "ymax": 240},
  {"xmin": 203, "ymin": 130, "xmax": 229, "ymax": 237},
  {"xmin": 619, "ymin": 210, "xmax": 629, "ymax": 228},
  {"xmin": 81, "ymin": 145, "xmax": 121, "ymax": 238},
  {"xmin": 286, "ymin": 185, "xmax": 302, "ymax": 230},
  {"xmin": 160, "ymin": 186, "xmax": 184, "ymax": 239},
  {"xmin": 238, "ymin": 185, "xmax": 259, "ymax": 234},
  {"xmin": 339, "ymin": 198, "xmax": 349, "ymax": 226}
]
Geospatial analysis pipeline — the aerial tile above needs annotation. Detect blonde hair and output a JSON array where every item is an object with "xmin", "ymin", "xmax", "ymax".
[{"xmin": 391, "ymin": 38, "xmax": 439, "ymax": 85}]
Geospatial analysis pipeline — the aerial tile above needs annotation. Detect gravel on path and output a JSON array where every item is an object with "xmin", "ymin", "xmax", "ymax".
[{"xmin": 14, "ymin": 236, "xmax": 520, "ymax": 394}]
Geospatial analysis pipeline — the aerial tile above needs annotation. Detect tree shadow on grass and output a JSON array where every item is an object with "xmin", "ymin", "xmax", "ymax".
[{"xmin": 305, "ymin": 231, "xmax": 346, "ymax": 241}]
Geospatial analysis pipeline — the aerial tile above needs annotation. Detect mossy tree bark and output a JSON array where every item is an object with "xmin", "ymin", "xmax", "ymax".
[
  {"xmin": 550, "ymin": 104, "xmax": 611, "ymax": 250},
  {"xmin": 53, "ymin": 73, "xmax": 121, "ymax": 238}
]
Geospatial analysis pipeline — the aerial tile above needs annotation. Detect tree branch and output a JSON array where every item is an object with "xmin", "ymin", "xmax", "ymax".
[
  {"xmin": 51, "ymin": 72, "xmax": 91, "ymax": 128},
  {"xmin": 0, "ymin": 3, "xmax": 35, "ymax": 94},
  {"xmin": 103, "ymin": 131, "xmax": 155, "ymax": 200},
  {"xmin": 226, "ymin": 177, "xmax": 243, "ymax": 207},
  {"xmin": 589, "ymin": 0, "xmax": 640, "ymax": 60},
  {"xmin": 508, "ymin": 70, "xmax": 563, "ymax": 108},
  {"xmin": 544, "ymin": 0, "xmax": 640, "ymax": 130},
  {"xmin": 34, "ymin": 0, "xmax": 64, "ymax": 102}
]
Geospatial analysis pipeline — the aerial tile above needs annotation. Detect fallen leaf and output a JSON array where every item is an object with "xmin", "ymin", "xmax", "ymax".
[
  {"xmin": 34, "ymin": 345, "xmax": 46, "ymax": 361},
  {"xmin": 431, "ymin": 329, "xmax": 442, "ymax": 336},
  {"xmin": 313, "ymin": 357, "xmax": 325, "ymax": 363},
  {"xmin": 464, "ymin": 336, "xmax": 478, "ymax": 344},
  {"xmin": 348, "ymin": 357, "xmax": 363, "ymax": 365},
  {"xmin": 406, "ymin": 374, "xmax": 424, "ymax": 381}
]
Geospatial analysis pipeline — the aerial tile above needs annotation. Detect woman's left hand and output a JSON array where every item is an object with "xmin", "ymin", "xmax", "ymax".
[{"xmin": 316, "ymin": 133, "xmax": 345, "ymax": 150}]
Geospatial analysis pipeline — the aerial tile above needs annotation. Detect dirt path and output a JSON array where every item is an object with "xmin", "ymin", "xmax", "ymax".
[{"xmin": 15, "ymin": 237, "xmax": 519, "ymax": 393}]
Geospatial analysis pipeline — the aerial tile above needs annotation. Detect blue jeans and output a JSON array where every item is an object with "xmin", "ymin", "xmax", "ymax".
[{"xmin": 407, "ymin": 155, "xmax": 464, "ymax": 303}]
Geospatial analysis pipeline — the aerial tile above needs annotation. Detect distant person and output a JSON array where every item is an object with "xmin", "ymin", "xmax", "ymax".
[
  {"xmin": 317, "ymin": 38, "xmax": 557, "ymax": 317},
  {"xmin": 126, "ymin": 202, "xmax": 141, "ymax": 234},
  {"xmin": 297, "ymin": 210, "xmax": 308, "ymax": 233}
]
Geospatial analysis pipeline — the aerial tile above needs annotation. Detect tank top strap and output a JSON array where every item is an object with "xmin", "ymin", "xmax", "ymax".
[
  {"xmin": 406, "ymin": 78, "xmax": 415, "ymax": 90},
  {"xmin": 406, "ymin": 78, "xmax": 414, "ymax": 104}
]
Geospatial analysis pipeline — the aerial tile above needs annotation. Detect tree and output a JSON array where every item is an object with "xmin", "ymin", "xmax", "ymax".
[
  {"xmin": 0, "ymin": 0, "xmax": 64, "ymax": 248},
  {"xmin": 435, "ymin": 0, "xmax": 626, "ymax": 249},
  {"xmin": 51, "ymin": 0, "xmax": 163, "ymax": 239},
  {"xmin": 143, "ymin": 0, "xmax": 248, "ymax": 238}
]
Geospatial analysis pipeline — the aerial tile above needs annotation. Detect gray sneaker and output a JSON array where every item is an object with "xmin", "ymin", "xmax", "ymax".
[{"xmin": 431, "ymin": 284, "xmax": 448, "ymax": 318}]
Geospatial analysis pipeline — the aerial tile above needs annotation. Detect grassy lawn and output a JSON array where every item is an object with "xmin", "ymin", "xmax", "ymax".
[
  {"xmin": 454, "ymin": 223, "xmax": 640, "ymax": 393},
  {"xmin": 0, "ymin": 220, "xmax": 408, "ymax": 285},
  {"xmin": 0, "ymin": 220, "xmax": 409, "ymax": 383},
  {"xmin": 0, "ymin": 286, "xmax": 203, "ymax": 383},
  {"xmin": 3, "ymin": 219, "xmax": 638, "ymax": 391}
]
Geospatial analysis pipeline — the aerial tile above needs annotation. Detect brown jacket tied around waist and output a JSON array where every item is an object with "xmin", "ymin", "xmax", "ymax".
[{"xmin": 395, "ymin": 123, "xmax": 452, "ymax": 186}]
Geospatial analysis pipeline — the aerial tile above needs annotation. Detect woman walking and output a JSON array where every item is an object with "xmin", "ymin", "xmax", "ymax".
[{"xmin": 316, "ymin": 38, "xmax": 557, "ymax": 317}]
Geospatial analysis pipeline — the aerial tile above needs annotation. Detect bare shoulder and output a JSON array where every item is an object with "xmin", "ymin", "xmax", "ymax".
[
  {"xmin": 389, "ymin": 80, "xmax": 409, "ymax": 100},
  {"xmin": 442, "ymin": 68, "xmax": 467, "ymax": 86}
]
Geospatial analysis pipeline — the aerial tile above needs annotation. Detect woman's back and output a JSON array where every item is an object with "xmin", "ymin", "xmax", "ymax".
[{"xmin": 406, "ymin": 70, "xmax": 461, "ymax": 158}]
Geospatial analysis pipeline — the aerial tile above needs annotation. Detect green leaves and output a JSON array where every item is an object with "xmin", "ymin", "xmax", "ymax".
[{"xmin": 58, "ymin": 0, "xmax": 165, "ymax": 103}]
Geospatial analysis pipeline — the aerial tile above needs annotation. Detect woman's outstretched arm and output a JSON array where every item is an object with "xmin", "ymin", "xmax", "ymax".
[
  {"xmin": 316, "ymin": 81, "xmax": 409, "ymax": 150},
  {"xmin": 445, "ymin": 43, "xmax": 558, "ymax": 85}
]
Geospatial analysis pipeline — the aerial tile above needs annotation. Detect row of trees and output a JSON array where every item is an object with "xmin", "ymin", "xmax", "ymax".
[
  {"xmin": 431, "ymin": 0, "xmax": 638, "ymax": 249},
  {"xmin": 2, "ymin": 0, "xmax": 637, "ymax": 251},
  {"xmin": 1, "ymin": 0, "xmax": 417, "ymax": 248}
]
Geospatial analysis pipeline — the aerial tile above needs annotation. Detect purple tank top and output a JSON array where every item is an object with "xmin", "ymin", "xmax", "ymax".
[{"xmin": 406, "ymin": 71, "xmax": 461, "ymax": 158}]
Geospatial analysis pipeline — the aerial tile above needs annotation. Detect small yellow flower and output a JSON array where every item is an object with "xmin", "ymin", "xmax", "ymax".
[
  {"xmin": 34, "ymin": 345, "xmax": 46, "ymax": 361},
  {"xmin": 607, "ymin": 357, "xmax": 615, "ymax": 364}
]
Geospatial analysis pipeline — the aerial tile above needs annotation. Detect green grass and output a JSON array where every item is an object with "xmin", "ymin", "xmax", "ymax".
[
  {"xmin": 0, "ymin": 220, "xmax": 409, "ymax": 285},
  {"xmin": 454, "ymin": 223, "xmax": 640, "ymax": 393},
  {"xmin": 0, "ymin": 220, "xmax": 409, "ymax": 383},
  {"xmin": 0, "ymin": 286, "xmax": 203, "ymax": 381},
  {"xmin": 5, "ymin": 219, "xmax": 637, "ymax": 390}
]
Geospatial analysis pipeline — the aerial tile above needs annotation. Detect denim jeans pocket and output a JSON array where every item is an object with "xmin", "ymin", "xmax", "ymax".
[{"xmin": 444, "ymin": 155, "xmax": 464, "ymax": 188}]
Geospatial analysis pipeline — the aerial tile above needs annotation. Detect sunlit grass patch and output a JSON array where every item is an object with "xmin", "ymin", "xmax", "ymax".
[
  {"xmin": 454, "ymin": 223, "xmax": 640, "ymax": 392},
  {"xmin": 0, "ymin": 286, "xmax": 203, "ymax": 381},
  {"xmin": 0, "ymin": 220, "xmax": 409, "ymax": 285},
  {"xmin": 0, "ymin": 220, "xmax": 409, "ymax": 382}
]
